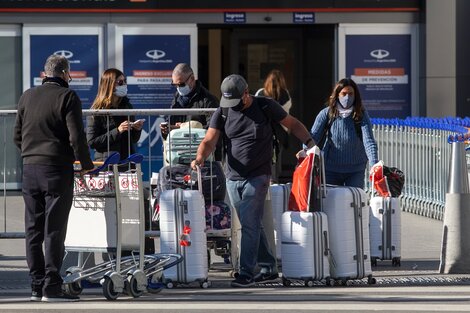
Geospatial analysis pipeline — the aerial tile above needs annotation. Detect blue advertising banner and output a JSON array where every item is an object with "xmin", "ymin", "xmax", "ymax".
[
  {"xmin": 121, "ymin": 33, "xmax": 192, "ymax": 179},
  {"xmin": 346, "ymin": 34, "xmax": 411, "ymax": 118},
  {"xmin": 29, "ymin": 34, "xmax": 99, "ymax": 109}
]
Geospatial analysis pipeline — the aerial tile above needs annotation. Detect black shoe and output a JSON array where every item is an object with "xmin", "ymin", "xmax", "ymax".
[
  {"xmin": 231, "ymin": 275, "xmax": 255, "ymax": 288},
  {"xmin": 254, "ymin": 271, "xmax": 279, "ymax": 283},
  {"xmin": 41, "ymin": 292, "xmax": 80, "ymax": 302},
  {"xmin": 30, "ymin": 290, "xmax": 42, "ymax": 302}
]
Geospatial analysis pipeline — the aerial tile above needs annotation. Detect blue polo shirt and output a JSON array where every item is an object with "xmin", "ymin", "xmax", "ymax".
[{"xmin": 209, "ymin": 97, "xmax": 287, "ymax": 180}]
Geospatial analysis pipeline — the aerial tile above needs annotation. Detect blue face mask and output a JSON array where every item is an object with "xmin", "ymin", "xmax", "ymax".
[
  {"xmin": 338, "ymin": 94, "xmax": 355, "ymax": 109},
  {"xmin": 177, "ymin": 84, "xmax": 192, "ymax": 96}
]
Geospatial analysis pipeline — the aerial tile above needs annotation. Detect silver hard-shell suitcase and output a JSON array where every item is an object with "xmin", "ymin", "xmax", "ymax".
[
  {"xmin": 159, "ymin": 168, "xmax": 209, "ymax": 288},
  {"xmin": 323, "ymin": 185, "xmax": 375, "ymax": 285},
  {"xmin": 281, "ymin": 211, "xmax": 331, "ymax": 286},
  {"xmin": 369, "ymin": 196, "xmax": 402, "ymax": 266}
]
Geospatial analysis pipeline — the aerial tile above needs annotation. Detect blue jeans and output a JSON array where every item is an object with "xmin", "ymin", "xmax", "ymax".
[
  {"xmin": 226, "ymin": 175, "xmax": 276, "ymax": 279},
  {"xmin": 325, "ymin": 170, "xmax": 366, "ymax": 189}
]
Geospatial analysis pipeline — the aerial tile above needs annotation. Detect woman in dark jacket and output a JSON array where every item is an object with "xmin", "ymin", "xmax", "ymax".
[
  {"xmin": 87, "ymin": 68, "xmax": 143, "ymax": 162},
  {"xmin": 86, "ymin": 68, "xmax": 154, "ymax": 255}
]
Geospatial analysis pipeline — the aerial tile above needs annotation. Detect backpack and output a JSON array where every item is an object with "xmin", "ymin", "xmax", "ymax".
[{"xmin": 220, "ymin": 98, "xmax": 281, "ymax": 164}]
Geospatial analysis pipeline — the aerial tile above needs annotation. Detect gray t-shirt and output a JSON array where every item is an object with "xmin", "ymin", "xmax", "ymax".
[{"xmin": 209, "ymin": 96, "xmax": 287, "ymax": 180}]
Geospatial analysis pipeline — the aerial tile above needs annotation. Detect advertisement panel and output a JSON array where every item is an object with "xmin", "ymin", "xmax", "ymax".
[
  {"xmin": 113, "ymin": 24, "xmax": 197, "ymax": 180},
  {"xmin": 23, "ymin": 25, "xmax": 103, "ymax": 109},
  {"xmin": 338, "ymin": 24, "xmax": 418, "ymax": 118}
]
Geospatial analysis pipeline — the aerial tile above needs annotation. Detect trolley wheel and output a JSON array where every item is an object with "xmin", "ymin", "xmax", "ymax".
[
  {"xmin": 344, "ymin": 280, "xmax": 352, "ymax": 286},
  {"xmin": 304, "ymin": 280, "xmax": 314, "ymax": 287},
  {"xmin": 102, "ymin": 276, "xmax": 119, "ymax": 301},
  {"xmin": 282, "ymin": 277, "xmax": 291, "ymax": 287},
  {"xmin": 200, "ymin": 281, "xmax": 210, "ymax": 289},
  {"xmin": 228, "ymin": 270, "xmax": 239, "ymax": 278},
  {"xmin": 64, "ymin": 281, "xmax": 83, "ymax": 296},
  {"xmin": 368, "ymin": 276, "xmax": 377, "ymax": 285},
  {"xmin": 166, "ymin": 281, "xmax": 175, "ymax": 289},
  {"xmin": 126, "ymin": 275, "xmax": 144, "ymax": 298}
]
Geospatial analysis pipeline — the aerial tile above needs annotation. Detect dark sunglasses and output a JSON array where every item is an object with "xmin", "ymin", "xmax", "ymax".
[
  {"xmin": 171, "ymin": 74, "xmax": 193, "ymax": 87},
  {"xmin": 115, "ymin": 79, "xmax": 127, "ymax": 86}
]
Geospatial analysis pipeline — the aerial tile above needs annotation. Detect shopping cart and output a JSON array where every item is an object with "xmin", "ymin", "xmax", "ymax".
[{"xmin": 63, "ymin": 152, "xmax": 182, "ymax": 300}]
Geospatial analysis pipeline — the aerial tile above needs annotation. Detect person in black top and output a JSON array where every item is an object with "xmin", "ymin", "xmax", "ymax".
[
  {"xmin": 14, "ymin": 54, "xmax": 94, "ymax": 302},
  {"xmin": 191, "ymin": 74, "xmax": 314, "ymax": 287},
  {"xmin": 87, "ymin": 68, "xmax": 143, "ymax": 162},
  {"xmin": 160, "ymin": 63, "xmax": 222, "ymax": 160},
  {"xmin": 87, "ymin": 68, "xmax": 154, "ymax": 255}
]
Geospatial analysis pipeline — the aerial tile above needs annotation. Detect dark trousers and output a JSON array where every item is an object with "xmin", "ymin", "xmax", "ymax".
[{"xmin": 22, "ymin": 164, "xmax": 74, "ymax": 294}]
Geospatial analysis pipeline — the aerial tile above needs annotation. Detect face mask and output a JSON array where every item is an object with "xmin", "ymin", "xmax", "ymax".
[
  {"xmin": 177, "ymin": 84, "xmax": 192, "ymax": 96},
  {"xmin": 114, "ymin": 85, "xmax": 128, "ymax": 97},
  {"xmin": 338, "ymin": 94, "xmax": 355, "ymax": 109},
  {"xmin": 231, "ymin": 100, "xmax": 244, "ymax": 112}
]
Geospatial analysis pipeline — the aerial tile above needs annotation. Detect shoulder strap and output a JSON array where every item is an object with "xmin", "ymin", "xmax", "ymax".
[{"xmin": 354, "ymin": 118, "xmax": 363, "ymax": 142}]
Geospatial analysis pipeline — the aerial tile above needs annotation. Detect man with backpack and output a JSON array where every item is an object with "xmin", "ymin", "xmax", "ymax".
[{"xmin": 191, "ymin": 74, "xmax": 314, "ymax": 287}]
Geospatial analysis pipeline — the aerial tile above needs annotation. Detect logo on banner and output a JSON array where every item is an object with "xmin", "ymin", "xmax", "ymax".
[
  {"xmin": 53, "ymin": 50, "xmax": 81, "ymax": 64},
  {"xmin": 364, "ymin": 49, "xmax": 395, "ymax": 63},
  {"xmin": 146, "ymin": 50, "xmax": 166, "ymax": 60},
  {"xmin": 370, "ymin": 49, "xmax": 390, "ymax": 60},
  {"xmin": 140, "ymin": 49, "xmax": 172, "ymax": 63}
]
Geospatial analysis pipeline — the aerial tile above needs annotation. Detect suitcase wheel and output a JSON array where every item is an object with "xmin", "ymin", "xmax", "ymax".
[
  {"xmin": 229, "ymin": 271, "xmax": 239, "ymax": 278},
  {"xmin": 200, "ymin": 280, "xmax": 210, "ymax": 289},
  {"xmin": 371, "ymin": 257, "xmax": 378, "ymax": 267},
  {"xmin": 392, "ymin": 257, "xmax": 401, "ymax": 267},
  {"xmin": 166, "ymin": 281, "xmax": 175, "ymax": 289},
  {"xmin": 304, "ymin": 280, "xmax": 314, "ymax": 287},
  {"xmin": 325, "ymin": 277, "xmax": 335, "ymax": 287},
  {"xmin": 282, "ymin": 277, "xmax": 291, "ymax": 287},
  {"xmin": 367, "ymin": 275, "xmax": 376, "ymax": 285}
]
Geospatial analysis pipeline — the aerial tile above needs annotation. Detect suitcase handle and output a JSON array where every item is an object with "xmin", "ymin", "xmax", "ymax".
[
  {"xmin": 323, "ymin": 230, "xmax": 329, "ymax": 256},
  {"xmin": 190, "ymin": 165, "xmax": 203, "ymax": 194}
]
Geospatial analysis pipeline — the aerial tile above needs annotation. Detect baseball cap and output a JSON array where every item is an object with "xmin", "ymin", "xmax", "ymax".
[{"xmin": 220, "ymin": 74, "xmax": 248, "ymax": 108}]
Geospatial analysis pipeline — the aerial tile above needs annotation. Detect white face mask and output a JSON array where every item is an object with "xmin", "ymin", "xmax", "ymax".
[
  {"xmin": 177, "ymin": 84, "xmax": 192, "ymax": 96},
  {"xmin": 114, "ymin": 85, "xmax": 128, "ymax": 97}
]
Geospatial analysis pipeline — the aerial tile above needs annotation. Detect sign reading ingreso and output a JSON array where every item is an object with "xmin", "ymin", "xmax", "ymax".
[{"xmin": 224, "ymin": 12, "xmax": 246, "ymax": 24}]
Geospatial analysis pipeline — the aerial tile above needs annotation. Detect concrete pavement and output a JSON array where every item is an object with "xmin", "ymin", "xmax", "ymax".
[{"xmin": 1, "ymin": 192, "xmax": 470, "ymax": 312}]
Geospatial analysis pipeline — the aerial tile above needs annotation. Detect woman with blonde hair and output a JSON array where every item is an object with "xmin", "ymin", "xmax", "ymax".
[
  {"xmin": 255, "ymin": 69, "xmax": 292, "ymax": 183},
  {"xmin": 87, "ymin": 68, "xmax": 143, "ymax": 162}
]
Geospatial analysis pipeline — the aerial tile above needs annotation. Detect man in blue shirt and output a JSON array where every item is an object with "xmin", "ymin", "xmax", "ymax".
[{"xmin": 191, "ymin": 74, "xmax": 314, "ymax": 287}]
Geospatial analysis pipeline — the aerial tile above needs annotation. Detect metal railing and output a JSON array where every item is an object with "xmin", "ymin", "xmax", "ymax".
[
  {"xmin": 369, "ymin": 117, "xmax": 470, "ymax": 220},
  {"xmin": 0, "ymin": 108, "xmax": 215, "ymax": 239},
  {"xmin": 2, "ymin": 109, "xmax": 470, "ymax": 239}
]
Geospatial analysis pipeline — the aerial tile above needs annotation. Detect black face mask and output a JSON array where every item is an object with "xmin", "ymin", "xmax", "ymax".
[{"xmin": 231, "ymin": 100, "xmax": 244, "ymax": 112}]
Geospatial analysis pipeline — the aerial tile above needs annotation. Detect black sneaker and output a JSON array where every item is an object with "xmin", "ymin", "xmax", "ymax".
[
  {"xmin": 41, "ymin": 292, "xmax": 79, "ymax": 302},
  {"xmin": 231, "ymin": 275, "xmax": 255, "ymax": 288},
  {"xmin": 30, "ymin": 290, "xmax": 42, "ymax": 302},
  {"xmin": 254, "ymin": 272, "xmax": 279, "ymax": 283}
]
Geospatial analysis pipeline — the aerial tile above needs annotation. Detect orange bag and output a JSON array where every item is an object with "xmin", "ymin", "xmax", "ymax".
[{"xmin": 288, "ymin": 147, "xmax": 322, "ymax": 212}]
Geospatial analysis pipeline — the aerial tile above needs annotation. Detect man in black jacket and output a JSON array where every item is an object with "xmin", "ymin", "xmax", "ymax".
[
  {"xmin": 160, "ymin": 63, "xmax": 219, "ymax": 138},
  {"xmin": 14, "ymin": 54, "xmax": 94, "ymax": 302}
]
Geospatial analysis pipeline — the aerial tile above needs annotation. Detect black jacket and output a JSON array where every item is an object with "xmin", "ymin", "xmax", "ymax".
[
  {"xmin": 14, "ymin": 78, "xmax": 93, "ymax": 170},
  {"xmin": 168, "ymin": 80, "xmax": 219, "ymax": 127},
  {"xmin": 86, "ymin": 97, "xmax": 141, "ymax": 161}
]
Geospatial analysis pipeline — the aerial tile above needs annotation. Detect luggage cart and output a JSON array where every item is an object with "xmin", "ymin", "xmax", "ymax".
[{"xmin": 64, "ymin": 153, "xmax": 182, "ymax": 300}]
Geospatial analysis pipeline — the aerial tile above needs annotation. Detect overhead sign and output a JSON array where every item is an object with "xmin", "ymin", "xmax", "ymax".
[
  {"xmin": 0, "ymin": 1, "xmax": 421, "ymax": 11},
  {"xmin": 224, "ymin": 12, "xmax": 246, "ymax": 24},
  {"xmin": 293, "ymin": 12, "xmax": 315, "ymax": 23}
]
